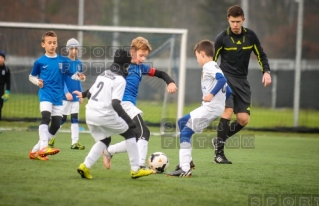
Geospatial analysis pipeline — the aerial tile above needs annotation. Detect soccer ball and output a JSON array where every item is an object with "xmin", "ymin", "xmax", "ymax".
[{"xmin": 148, "ymin": 152, "xmax": 169, "ymax": 173}]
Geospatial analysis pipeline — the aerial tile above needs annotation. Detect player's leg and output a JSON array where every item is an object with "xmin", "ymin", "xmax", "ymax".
[
  {"xmin": 70, "ymin": 101, "xmax": 85, "ymax": 149},
  {"xmin": 119, "ymin": 127, "xmax": 154, "ymax": 179},
  {"xmin": 133, "ymin": 114, "xmax": 151, "ymax": 168},
  {"xmin": 78, "ymin": 125, "xmax": 108, "ymax": 179},
  {"xmin": 225, "ymin": 78, "xmax": 251, "ymax": 139},
  {"xmin": 0, "ymin": 86, "xmax": 4, "ymax": 120},
  {"xmin": 166, "ymin": 113, "xmax": 194, "ymax": 177}
]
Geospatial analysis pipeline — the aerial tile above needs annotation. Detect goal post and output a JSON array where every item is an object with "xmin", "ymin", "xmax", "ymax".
[{"xmin": 0, "ymin": 21, "xmax": 187, "ymax": 122}]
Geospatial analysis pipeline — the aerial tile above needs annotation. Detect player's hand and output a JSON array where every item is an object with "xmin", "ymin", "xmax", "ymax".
[
  {"xmin": 1, "ymin": 90, "xmax": 10, "ymax": 102},
  {"xmin": 78, "ymin": 73, "xmax": 86, "ymax": 81},
  {"xmin": 203, "ymin": 93, "xmax": 214, "ymax": 102},
  {"xmin": 72, "ymin": 90, "xmax": 83, "ymax": 98},
  {"xmin": 167, "ymin": 82, "xmax": 177, "ymax": 93},
  {"xmin": 262, "ymin": 72, "xmax": 271, "ymax": 87},
  {"xmin": 38, "ymin": 79, "xmax": 43, "ymax": 88},
  {"xmin": 65, "ymin": 93, "xmax": 73, "ymax": 101}
]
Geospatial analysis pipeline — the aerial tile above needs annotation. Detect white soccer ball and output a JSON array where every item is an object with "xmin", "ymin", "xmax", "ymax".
[{"xmin": 148, "ymin": 152, "xmax": 169, "ymax": 173}]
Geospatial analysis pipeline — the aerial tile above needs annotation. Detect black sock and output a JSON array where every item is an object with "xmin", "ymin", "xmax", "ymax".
[
  {"xmin": 226, "ymin": 120, "xmax": 244, "ymax": 139},
  {"xmin": 216, "ymin": 118, "xmax": 230, "ymax": 151}
]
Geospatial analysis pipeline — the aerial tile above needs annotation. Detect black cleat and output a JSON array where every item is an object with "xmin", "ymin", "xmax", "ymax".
[
  {"xmin": 166, "ymin": 168, "xmax": 192, "ymax": 177},
  {"xmin": 175, "ymin": 160, "xmax": 196, "ymax": 171},
  {"xmin": 214, "ymin": 153, "xmax": 232, "ymax": 164}
]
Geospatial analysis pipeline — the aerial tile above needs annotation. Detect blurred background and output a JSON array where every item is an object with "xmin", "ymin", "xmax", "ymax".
[{"xmin": 0, "ymin": 0, "xmax": 318, "ymax": 131}]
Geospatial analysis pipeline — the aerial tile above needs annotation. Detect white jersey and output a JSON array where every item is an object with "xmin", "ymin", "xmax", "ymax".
[
  {"xmin": 201, "ymin": 61, "xmax": 226, "ymax": 109},
  {"xmin": 86, "ymin": 70, "xmax": 126, "ymax": 124}
]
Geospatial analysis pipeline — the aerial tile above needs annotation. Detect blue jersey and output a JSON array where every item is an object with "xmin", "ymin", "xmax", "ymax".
[
  {"xmin": 30, "ymin": 54, "xmax": 72, "ymax": 105},
  {"xmin": 122, "ymin": 63, "xmax": 155, "ymax": 105},
  {"xmin": 63, "ymin": 58, "xmax": 83, "ymax": 102}
]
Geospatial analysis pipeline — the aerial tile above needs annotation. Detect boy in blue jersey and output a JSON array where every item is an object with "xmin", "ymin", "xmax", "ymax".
[
  {"xmin": 48, "ymin": 38, "xmax": 85, "ymax": 150},
  {"xmin": 102, "ymin": 37, "xmax": 177, "ymax": 170},
  {"xmin": 28, "ymin": 31, "xmax": 85, "ymax": 160},
  {"xmin": 166, "ymin": 40, "xmax": 232, "ymax": 177}
]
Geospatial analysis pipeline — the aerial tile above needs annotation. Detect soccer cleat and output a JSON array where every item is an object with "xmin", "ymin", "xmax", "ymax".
[
  {"xmin": 48, "ymin": 138, "xmax": 55, "ymax": 148},
  {"xmin": 130, "ymin": 168, "xmax": 155, "ymax": 179},
  {"xmin": 71, "ymin": 142, "xmax": 85, "ymax": 150},
  {"xmin": 102, "ymin": 150, "xmax": 112, "ymax": 169},
  {"xmin": 77, "ymin": 163, "xmax": 92, "ymax": 179},
  {"xmin": 38, "ymin": 146, "xmax": 60, "ymax": 157},
  {"xmin": 166, "ymin": 168, "xmax": 192, "ymax": 177},
  {"xmin": 175, "ymin": 160, "xmax": 196, "ymax": 171},
  {"xmin": 29, "ymin": 151, "xmax": 49, "ymax": 161},
  {"xmin": 214, "ymin": 151, "xmax": 232, "ymax": 164}
]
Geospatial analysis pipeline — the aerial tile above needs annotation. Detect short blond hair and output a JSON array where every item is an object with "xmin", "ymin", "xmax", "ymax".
[{"xmin": 130, "ymin": 37, "xmax": 152, "ymax": 52}]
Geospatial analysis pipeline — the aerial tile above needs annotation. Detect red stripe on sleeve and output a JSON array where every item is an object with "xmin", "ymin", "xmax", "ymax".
[{"xmin": 148, "ymin": 67, "xmax": 156, "ymax": 76}]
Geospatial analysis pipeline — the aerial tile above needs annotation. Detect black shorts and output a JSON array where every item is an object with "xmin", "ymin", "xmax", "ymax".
[{"xmin": 225, "ymin": 75, "xmax": 251, "ymax": 115}]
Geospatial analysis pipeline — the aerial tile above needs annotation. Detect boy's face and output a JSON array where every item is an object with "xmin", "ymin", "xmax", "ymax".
[
  {"xmin": 68, "ymin": 47, "xmax": 78, "ymax": 59},
  {"xmin": 130, "ymin": 49, "xmax": 149, "ymax": 64},
  {"xmin": 41, "ymin": 36, "xmax": 58, "ymax": 55},
  {"xmin": 195, "ymin": 51, "xmax": 205, "ymax": 67},
  {"xmin": 228, "ymin": 16, "xmax": 245, "ymax": 34},
  {"xmin": 0, "ymin": 56, "xmax": 4, "ymax": 66}
]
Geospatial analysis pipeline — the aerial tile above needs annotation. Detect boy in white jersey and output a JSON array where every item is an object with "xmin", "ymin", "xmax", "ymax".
[
  {"xmin": 28, "ymin": 31, "xmax": 85, "ymax": 160},
  {"xmin": 76, "ymin": 49, "xmax": 154, "ymax": 179},
  {"xmin": 48, "ymin": 38, "xmax": 85, "ymax": 150},
  {"xmin": 166, "ymin": 40, "xmax": 232, "ymax": 177}
]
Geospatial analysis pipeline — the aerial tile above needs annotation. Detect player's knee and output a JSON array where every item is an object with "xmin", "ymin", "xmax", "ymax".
[
  {"xmin": 237, "ymin": 116, "xmax": 249, "ymax": 126},
  {"xmin": 222, "ymin": 108, "xmax": 233, "ymax": 119},
  {"xmin": 100, "ymin": 137, "xmax": 111, "ymax": 147},
  {"xmin": 49, "ymin": 116, "xmax": 62, "ymax": 135},
  {"xmin": 71, "ymin": 113, "xmax": 79, "ymax": 124},
  {"xmin": 120, "ymin": 128, "xmax": 136, "ymax": 139},
  {"xmin": 40, "ymin": 111, "xmax": 51, "ymax": 125},
  {"xmin": 179, "ymin": 126, "xmax": 194, "ymax": 143},
  {"xmin": 60, "ymin": 115, "xmax": 67, "ymax": 125}
]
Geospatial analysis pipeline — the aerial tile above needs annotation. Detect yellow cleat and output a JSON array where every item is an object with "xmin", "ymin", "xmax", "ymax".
[
  {"xmin": 48, "ymin": 138, "xmax": 55, "ymax": 148},
  {"xmin": 77, "ymin": 163, "xmax": 92, "ymax": 179},
  {"xmin": 38, "ymin": 146, "xmax": 60, "ymax": 157},
  {"xmin": 130, "ymin": 168, "xmax": 155, "ymax": 179}
]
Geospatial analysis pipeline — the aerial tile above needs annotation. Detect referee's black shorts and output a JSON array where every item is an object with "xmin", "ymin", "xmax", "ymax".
[{"xmin": 224, "ymin": 75, "xmax": 251, "ymax": 115}]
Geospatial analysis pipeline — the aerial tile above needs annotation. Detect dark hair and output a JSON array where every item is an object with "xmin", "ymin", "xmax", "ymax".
[
  {"xmin": 193, "ymin": 40, "xmax": 215, "ymax": 57},
  {"xmin": 227, "ymin": 5, "xmax": 244, "ymax": 18},
  {"xmin": 41, "ymin": 31, "xmax": 57, "ymax": 43}
]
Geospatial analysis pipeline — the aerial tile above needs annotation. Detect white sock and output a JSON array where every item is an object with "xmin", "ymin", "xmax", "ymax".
[
  {"xmin": 179, "ymin": 142, "xmax": 192, "ymax": 172},
  {"xmin": 84, "ymin": 141, "xmax": 106, "ymax": 168},
  {"xmin": 107, "ymin": 140, "xmax": 127, "ymax": 155},
  {"xmin": 47, "ymin": 130, "xmax": 54, "ymax": 142},
  {"xmin": 31, "ymin": 140, "xmax": 40, "ymax": 153},
  {"xmin": 71, "ymin": 123, "xmax": 79, "ymax": 144},
  {"xmin": 39, "ymin": 124, "xmax": 49, "ymax": 149},
  {"xmin": 125, "ymin": 138, "xmax": 139, "ymax": 172},
  {"xmin": 137, "ymin": 139, "xmax": 148, "ymax": 166}
]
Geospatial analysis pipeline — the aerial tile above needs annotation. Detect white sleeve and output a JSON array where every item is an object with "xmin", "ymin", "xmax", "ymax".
[
  {"xmin": 29, "ymin": 75, "xmax": 39, "ymax": 86},
  {"xmin": 111, "ymin": 78, "xmax": 126, "ymax": 100}
]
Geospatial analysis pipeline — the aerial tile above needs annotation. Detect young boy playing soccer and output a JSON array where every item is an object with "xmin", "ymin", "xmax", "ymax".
[
  {"xmin": 166, "ymin": 40, "xmax": 231, "ymax": 177},
  {"xmin": 29, "ymin": 31, "xmax": 85, "ymax": 160},
  {"xmin": 48, "ymin": 38, "xmax": 85, "ymax": 150},
  {"xmin": 76, "ymin": 49, "xmax": 154, "ymax": 179},
  {"xmin": 102, "ymin": 37, "xmax": 177, "ymax": 169}
]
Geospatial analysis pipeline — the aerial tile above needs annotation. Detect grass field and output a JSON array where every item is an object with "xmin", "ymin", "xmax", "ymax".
[{"xmin": 0, "ymin": 130, "xmax": 318, "ymax": 206}]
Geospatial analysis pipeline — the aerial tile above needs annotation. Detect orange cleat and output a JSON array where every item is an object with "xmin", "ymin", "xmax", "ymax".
[
  {"xmin": 38, "ymin": 147, "xmax": 60, "ymax": 157},
  {"xmin": 29, "ymin": 151, "xmax": 49, "ymax": 160}
]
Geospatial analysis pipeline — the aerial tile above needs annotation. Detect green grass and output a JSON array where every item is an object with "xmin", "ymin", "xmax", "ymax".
[
  {"xmin": 2, "ymin": 93, "xmax": 319, "ymax": 128},
  {"xmin": 0, "ymin": 130, "xmax": 318, "ymax": 206}
]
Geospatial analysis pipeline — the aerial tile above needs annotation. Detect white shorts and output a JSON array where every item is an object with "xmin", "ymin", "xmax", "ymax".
[
  {"xmin": 86, "ymin": 109, "xmax": 128, "ymax": 142},
  {"xmin": 62, "ymin": 101, "xmax": 80, "ymax": 115},
  {"xmin": 40, "ymin": 101, "xmax": 63, "ymax": 117},
  {"xmin": 121, "ymin": 101, "xmax": 143, "ymax": 119},
  {"xmin": 187, "ymin": 105, "xmax": 224, "ymax": 133}
]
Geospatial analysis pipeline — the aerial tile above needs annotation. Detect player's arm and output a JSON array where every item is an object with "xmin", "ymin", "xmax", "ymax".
[
  {"xmin": 112, "ymin": 80, "xmax": 136, "ymax": 129},
  {"xmin": 29, "ymin": 61, "xmax": 43, "ymax": 87},
  {"xmin": 1, "ymin": 67, "xmax": 11, "ymax": 102},
  {"xmin": 203, "ymin": 73, "xmax": 227, "ymax": 102},
  {"xmin": 61, "ymin": 60, "xmax": 86, "ymax": 82},
  {"xmin": 73, "ymin": 88, "xmax": 92, "ymax": 99},
  {"xmin": 213, "ymin": 32, "xmax": 224, "ymax": 62},
  {"xmin": 147, "ymin": 67, "xmax": 177, "ymax": 93},
  {"xmin": 64, "ymin": 82, "xmax": 73, "ymax": 101}
]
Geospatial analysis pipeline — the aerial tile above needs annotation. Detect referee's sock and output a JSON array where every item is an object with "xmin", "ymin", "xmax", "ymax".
[
  {"xmin": 226, "ymin": 120, "xmax": 244, "ymax": 140},
  {"xmin": 216, "ymin": 118, "xmax": 230, "ymax": 151}
]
